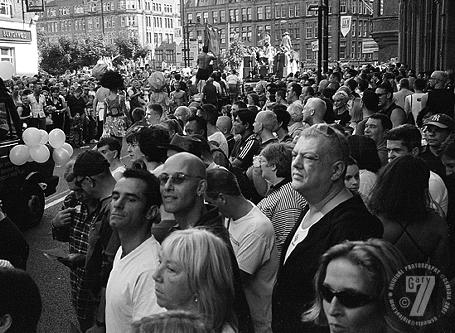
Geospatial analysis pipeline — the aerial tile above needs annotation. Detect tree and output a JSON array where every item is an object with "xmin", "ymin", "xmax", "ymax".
[
  {"xmin": 38, "ymin": 34, "xmax": 148, "ymax": 75},
  {"xmin": 218, "ymin": 38, "xmax": 247, "ymax": 72}
]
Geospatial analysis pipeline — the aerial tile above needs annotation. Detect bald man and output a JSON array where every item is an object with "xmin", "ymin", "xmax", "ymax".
[
  {"xmin": 302, "ymin": 97, "xmax": 327, "ymax": 126},
  {"xmin": 216, "ymin": 115, "xmax": 235, "ymax": 156},
  {"xmin": 253, "ymin": 110, "xmax": 279, "ymax": 151},
  {"xmin": 158, "ymin": 152, "xmax": 254, "ymax": 332}
]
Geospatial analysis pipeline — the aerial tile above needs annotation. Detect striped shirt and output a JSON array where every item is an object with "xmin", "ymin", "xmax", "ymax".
[{"xmin": 257, "ymin": 181, "xmax": 307, "ymax": 259}]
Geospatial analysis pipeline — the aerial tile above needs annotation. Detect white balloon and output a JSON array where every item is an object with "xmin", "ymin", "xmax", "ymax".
[
  {"xmin": 39, "ymin": 130, "xmax": 49, "ymax": 145},
  {"xmin": 48, "ymin": 129, "xmax": 66, "ymax": 149},
  {"xmin": 9, "ymin": 144, "xmax": 30, "ymax": 166},
  {"xmin": 22, "ymin": 127, "xmax": 41, "ymax": 147},
  {"xmin": 29, "ymin": 144, "xmax": 50, "ymax": 163},
  {"xmin": 52, "ymin": 147, "xmax": 71, "ymax": 167},
  {"xmin": 62, "ymin": 142, "xmax": 73, "ymax": 157}
]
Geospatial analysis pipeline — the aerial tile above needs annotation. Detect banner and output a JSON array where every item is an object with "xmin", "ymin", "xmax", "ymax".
[
  {"xmin": 25, "ymin": 0, "xmax": 44, "ymax": 12},
  {"xmin": 340, "ymin": 16, "xmax": 352, "ymax": 37},
  {"xmin": 204, "ymin": 25, "xmax": 220, "ymax": 56}
]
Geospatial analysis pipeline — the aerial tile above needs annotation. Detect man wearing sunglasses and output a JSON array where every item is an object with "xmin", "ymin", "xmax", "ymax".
[
  {"xmin": 72, "ymin": 150, "xmax": 118, "ymax": 332},
  {"xmin": 272, "ymin": 124, "xmax": 383, "ymax": 333},
  {"xmin": 158, "ymin": 152, "xmax": 253, "ymax": 333},
  {"xmin": 375, "ymin": 81, "xmax": 406, "ymax": 128}
]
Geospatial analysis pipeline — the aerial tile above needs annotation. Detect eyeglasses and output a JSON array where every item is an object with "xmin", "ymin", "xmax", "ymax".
[
  {"xmin": 75, "ymin": 176, "xmax": 96, "ymax": 188},
  {"xmin": 158, "ymin": 172, "xmax": 203, "ymax": 186},
  {"xmin": 375, "ymin": 92, "xmax": 388, "ymax": 97},
  {"xmin": 320, "ymin": 284, "xmax": 376, "ymax": 308}
]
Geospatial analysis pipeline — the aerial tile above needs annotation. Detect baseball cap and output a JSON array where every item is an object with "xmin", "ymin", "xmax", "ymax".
[
  {"xmin": 424, "ymin": 113, "xmax": 454, "ymax": 130},
  {"xmin": 73, "ymin": 150, "xmax": 110, "ymax": 177}
]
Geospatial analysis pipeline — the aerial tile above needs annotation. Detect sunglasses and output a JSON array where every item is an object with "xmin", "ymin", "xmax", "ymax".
[
  {"xmin": 320, "ymin": 284, "xmax": 376, "ymax": 308},
  {"xmin": 158, "ymin": 172, "xmax": 203, "ymax": 186}
]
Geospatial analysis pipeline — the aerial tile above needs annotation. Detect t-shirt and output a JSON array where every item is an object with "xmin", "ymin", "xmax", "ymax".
[
  {"xmin": 209, "ymin": 131, "xmax": 229, "ymax": 158},
  {"xmin": 228, "ymin": 204, "xmax": 278, "ymax": 333},
  {"xmin": 106, "ymin": 236, "xmax": 163, "ymax": 333}
]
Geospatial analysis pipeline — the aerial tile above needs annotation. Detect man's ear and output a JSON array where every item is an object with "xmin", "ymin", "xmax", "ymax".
[
  {"xmin": 331, "ymin": 160, "xmax": 346, "ymax": 181},
  {"xmin": 0, "ymin": 314, "xmax": 12, "ymax": 333},
  {"xmin": 196, "ymin": 179, "xmax": 207, "ymax": 197},
  {"xmin": 145, "ymin": 205, "xmax": 160, "ymax": 222}
]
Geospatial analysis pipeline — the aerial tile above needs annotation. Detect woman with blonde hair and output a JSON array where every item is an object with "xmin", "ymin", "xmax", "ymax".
[
  {"xmin": 153, "ymin": 228, "xmax": 237, "ymax": 332},
  {"xmin": 303, "ymin": 239, "xmax": 409, "ymax": 333}
]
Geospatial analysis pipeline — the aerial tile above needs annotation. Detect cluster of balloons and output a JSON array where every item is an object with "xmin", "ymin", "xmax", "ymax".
[{"xmin": 9, "ymin": 127, "xmax": 74, "ymax": 167}]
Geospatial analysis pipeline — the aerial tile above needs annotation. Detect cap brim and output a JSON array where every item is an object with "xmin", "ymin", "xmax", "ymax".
[{"xmin": 424, "ymin": 121, "xmax": 448, "ymax": 129}]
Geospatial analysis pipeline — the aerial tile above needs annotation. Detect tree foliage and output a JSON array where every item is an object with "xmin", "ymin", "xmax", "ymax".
[
  {"xmin": 38, "ymin": 35, "xmax": 149, "ymax": 75},
  {"xmin": 218, "ymin": 38, "xmax": 247, "ymax": 71}
]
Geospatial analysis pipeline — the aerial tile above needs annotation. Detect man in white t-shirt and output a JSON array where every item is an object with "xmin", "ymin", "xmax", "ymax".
[
  {"xmin": 105, "ymin": 169, "xmax": 163, "ymax": 333},
  {"xmin": 205, "ymin": 168, "xmax": 278, "ymax": 333},
  {"xmin": 386, "ymin": 124, "xmax": 448, "ymax": 216}
]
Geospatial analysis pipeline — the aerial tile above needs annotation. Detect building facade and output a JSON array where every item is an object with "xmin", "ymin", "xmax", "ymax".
[
  {"xmin": 184, "ymin": 0, "xmax": 377, "ymax": 68},
  {"xmin": 371, "ymin": 0, "xmax": 398, "ymax": 63},
  {"xmin": 399, "ymin": 0, "xmax": 455, "ymax": 73},
  {"xmin": 37, "ymin": 0, "xmax": 182, "ymax": 66},
  {"xmin": 0, "ymin": 0, "xmax": 39, "ymax": 75}
]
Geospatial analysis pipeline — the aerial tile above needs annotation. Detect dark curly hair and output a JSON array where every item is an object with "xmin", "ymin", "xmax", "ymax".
[{"xmin": 99, "ymin": 70, "xmax": 125, "ymax": 91}]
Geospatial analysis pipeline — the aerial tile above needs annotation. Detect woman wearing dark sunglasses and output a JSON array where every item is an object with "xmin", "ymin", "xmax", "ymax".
[{"xmin": 303, "ymin": 239, "xmax": 408, "ymax": 333}]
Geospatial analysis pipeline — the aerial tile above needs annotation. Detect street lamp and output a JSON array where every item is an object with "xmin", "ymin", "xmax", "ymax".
[{"xmin": 308, "ymin": 3, "xmax": 326, "ymax": 82}]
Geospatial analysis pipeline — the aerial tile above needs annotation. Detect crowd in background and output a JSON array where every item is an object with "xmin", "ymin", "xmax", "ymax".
[{"xmin": 1, "ymin": 60, "xmax": 455, "ymax": 333}]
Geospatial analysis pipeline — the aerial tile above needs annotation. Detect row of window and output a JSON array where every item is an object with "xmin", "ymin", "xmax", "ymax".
[
  {"xmin": 44, "ymin": 14, "xmax": 141, "ymax": 33},
  {"xmin": 44, "ymin": 0, "xmax": 172, "ymax": 18},
  {"xmin": 189, "ymin": 2, "xmax": 372, "ymax": 25}
]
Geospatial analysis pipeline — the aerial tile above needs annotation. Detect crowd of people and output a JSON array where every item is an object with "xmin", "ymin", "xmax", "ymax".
[{"xmin": 1, "ymin": 61, "xmax": 455, "ymax": 333}]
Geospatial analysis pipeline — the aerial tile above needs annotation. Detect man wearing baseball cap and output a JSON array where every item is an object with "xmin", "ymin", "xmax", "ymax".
[
  {"xmin": 73, "ymin": 150, "xmax": 119, "ymax": 331},
  {"xmin": 420, "ymin": 113, "xmax": 455, "ymax": 178}
]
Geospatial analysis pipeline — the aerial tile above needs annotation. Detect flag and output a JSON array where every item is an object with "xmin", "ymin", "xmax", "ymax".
[{"xmin": 204, "ymin": 25, "xmax": 220, "ymax": 56}]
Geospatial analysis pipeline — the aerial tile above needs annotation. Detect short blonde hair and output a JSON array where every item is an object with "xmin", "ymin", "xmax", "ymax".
[{"xmin": 161, "ymin": 228, "xmax": 236, "ymax": 331}]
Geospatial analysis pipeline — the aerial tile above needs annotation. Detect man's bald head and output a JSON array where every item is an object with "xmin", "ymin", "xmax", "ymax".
[
  {"xmin": 303, "ymin": 97, "xmax": 326, "ymax": 124},
  {"xmin": 164, "ymin": 152, "xmax": 206, "ymax": 179},
  {"xmin": 255, "ymin": 110, "xmax": 278, "ymax": 131},
  {"xmin": 216, "ymin": 115, "xmax": 232, "ymax": 134}
]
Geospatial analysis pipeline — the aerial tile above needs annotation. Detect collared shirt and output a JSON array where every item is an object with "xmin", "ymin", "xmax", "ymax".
[{"xmin": 30, "ymin": 94, "xmax": 46, "ymax": 118}]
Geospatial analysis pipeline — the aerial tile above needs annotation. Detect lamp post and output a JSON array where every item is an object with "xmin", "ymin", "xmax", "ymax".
[{"xmin": 308, "ymin": 2, "xmax": 327, "ymax": 82}]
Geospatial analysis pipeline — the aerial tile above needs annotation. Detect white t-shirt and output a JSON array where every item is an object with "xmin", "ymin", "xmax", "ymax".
[
  {"xmin": 228, "ymin": 204, "xmax": 278, "ymax": 333},
  {"xmin": 429, "ymin": 170, "xmax": 448, "ymax": 216},
  {"xmin": 359, "ymin": 169, "xmax": 377, "ymax": 200},
  {"xmin": 404, "ymin": 92, "xmax": 426, "ymax": 123},
  {"xmin": 106, "ymin": 236, "xmax": 164, "ymax": 333},
  {"xmin": 209, "ymin": 131, "xmax": 229, "ymax": 158}
]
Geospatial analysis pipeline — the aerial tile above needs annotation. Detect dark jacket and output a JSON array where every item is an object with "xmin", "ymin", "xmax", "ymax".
[
  {"xmin": 272, "ymin": 195, "xmax": 383, "ymax": 333},
  {"xmin": 0, "ymin": 216, "xmax": 28, "ymax": 269}
]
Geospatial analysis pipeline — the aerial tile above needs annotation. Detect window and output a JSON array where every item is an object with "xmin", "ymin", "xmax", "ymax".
[
  {"xmin": 265, "ymin": 6, "xmax": 271, "ymax": 19},
  {"xmin": 306, "ymin": 44, "xmax": 312, "ymax": 60},
  {"xmin": 196, "ymin": 12, "xmax": 201, "ymax": 23},
  {"xmin": 188, "ymin": 13, "xmax": 193, "ymax": 23},
  {"xmin": 247, "ymin": 26, "xmax": 252, "ymax": 42},
  {"xmin": 306, "ymin": 22, "xmax": 312, "ymax": 38},
  {"xmin": 257, "ymin": 7, "xmax": 264, "ymax": 20},
  {"xmin": 275, "ymin": 6, "xmax": 280, "ymax": 19},
  {"xmin": 247, "ymin": 8, "xmax": 252, "ymax": 21},
  {"xmin": 220, "ymin": 28, "xmax": 226, "ymax": 44},
  {"xmin": 220, "ymin": 10, "xmax": 226, "ymax": 22},
  {"xmin": 0, "ymin": 47, "xmax": 13, "ymax": 64},
  {"xmin": 351, "ymin": 43, "xmax": 356, "ymax": 59},
  {"xmin": 352, "ymin": 0, "xmax": 356, "ymax": 14},
  {"xmin": 351, "ymin": 21, "xmax": 355, "ymax": 37},
  {"xmin": 229, "ymin": 9, "xmax": 235, "ymax": 22},
  {"xmin": 235, "ymin": 9, "xmax": 239, "ymax": 22},
  {"xmin": 358, "ymin": 21, "xmax": 362, "ymax": 37},
  {"xmin": 340, "ymin": 0, "xmax": 347, "ymax": 13},
  {"xmin": 158, "ymin": 33, "xmax": 163, "ymax": 44},
  {"xmin": 203, "ymin": 12, "xmax": 208, "ymax": 23},
  {"xmin": 242, "ymin": 8, "xmax": 247, "ymax": 21},
  {"xmin": 212, "ymin": 11, "xmax": 218, "ymax": 23},
  {"xmin": 289, "ymin": 5, "xmax": 295, "ymax": 18}
]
